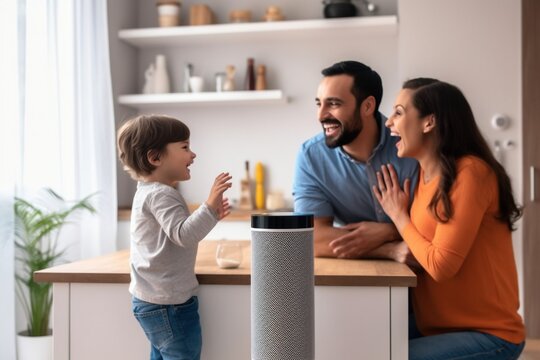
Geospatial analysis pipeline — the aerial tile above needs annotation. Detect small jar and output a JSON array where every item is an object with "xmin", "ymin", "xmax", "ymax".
[
  {"xmin": 156, "ymin": 1, "xmax": 181, "ymax": 27},
  {"xmin": 229, "ymin": 9, "xmax": 252, "ymax": 23}
]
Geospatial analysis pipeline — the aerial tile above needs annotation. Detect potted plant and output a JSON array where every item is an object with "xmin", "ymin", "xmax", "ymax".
[{"xmin": 14, "ymin": 188, "xmax": 96, "ymax": 360}]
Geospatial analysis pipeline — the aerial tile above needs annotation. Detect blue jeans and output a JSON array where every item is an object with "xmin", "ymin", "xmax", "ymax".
[
  {"xmin": 132, "ymin": 296, "xmax": 202, "ymax": 360},
  {"xmin": 409, "ymin": 315, "xmax": 525, "ymax": 359}
]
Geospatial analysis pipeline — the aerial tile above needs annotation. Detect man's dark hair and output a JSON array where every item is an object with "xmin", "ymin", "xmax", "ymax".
[{"xmin": 322, "ymin": 60, "xmax": 383, "ymax": 113}]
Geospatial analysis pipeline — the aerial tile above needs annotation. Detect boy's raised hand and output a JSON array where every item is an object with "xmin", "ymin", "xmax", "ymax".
[
  {"xmin": 218, "ymin": 197, "xmax": 232, "ymax": 220},
  {"xmin": 206, "ymin": 172, "xmax": 232, "ymax": 220}
]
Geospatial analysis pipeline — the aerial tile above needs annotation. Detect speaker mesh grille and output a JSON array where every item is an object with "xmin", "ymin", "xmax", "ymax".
[{"xmin": 251, "ymin": 230, "xmax": 314, "ymax": 360}]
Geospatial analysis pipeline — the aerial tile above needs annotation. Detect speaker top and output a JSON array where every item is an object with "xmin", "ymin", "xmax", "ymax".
[{"xmin": 251, "ymin": 212, "xmax": 314, "ymax": 229}]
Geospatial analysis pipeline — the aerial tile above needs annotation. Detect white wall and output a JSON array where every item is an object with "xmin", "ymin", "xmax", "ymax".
[
  {"xmin": 108, "ymin": 0, "xmax": 139, "ymax": 207},
  {"xmin": 136, "ymin": 0, "xmax": 398, "ymax": 28},
  {"xmin": 397, "ymin": 0, "xmax": 523, "ymax": 310},
  {"xmin": 112, "ymin": 0, "xmax": 399, "ymax": 207}
]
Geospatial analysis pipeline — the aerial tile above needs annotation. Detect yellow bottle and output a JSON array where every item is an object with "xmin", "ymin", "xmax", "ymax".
[{"xmin": 255, "ymin": 162, "xmax": 265, "ymax": 210}]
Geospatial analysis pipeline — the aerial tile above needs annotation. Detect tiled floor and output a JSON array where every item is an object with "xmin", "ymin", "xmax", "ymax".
[{"xmin": 521, "ymin": 339, "xmax": 540, "ymax": 360}]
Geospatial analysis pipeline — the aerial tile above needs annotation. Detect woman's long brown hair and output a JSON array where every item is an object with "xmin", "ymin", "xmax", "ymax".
[{"xmin": 403, "ymin": 78, "xmax": 522, "ymax": 230}]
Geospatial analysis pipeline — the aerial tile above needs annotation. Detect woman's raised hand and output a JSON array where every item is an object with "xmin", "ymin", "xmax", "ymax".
[{"xmin": 372, "ymin": 164, "xmax": 411, "ymax": 232}]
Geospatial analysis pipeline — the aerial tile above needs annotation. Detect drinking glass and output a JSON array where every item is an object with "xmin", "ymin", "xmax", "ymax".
[{"xmin": 216, "ymin": 241, "xmax": 243, "ymax": 269}]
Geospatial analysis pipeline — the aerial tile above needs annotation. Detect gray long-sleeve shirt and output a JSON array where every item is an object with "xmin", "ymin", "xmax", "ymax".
[{"xmin": 129, "ymin": 181, "xmax": 218, "ymax": 305}]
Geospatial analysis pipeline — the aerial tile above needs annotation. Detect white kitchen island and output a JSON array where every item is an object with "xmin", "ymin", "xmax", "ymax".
[{"xmin": 35, "ymin": 240, "xmax": 416, "ymax": 360}]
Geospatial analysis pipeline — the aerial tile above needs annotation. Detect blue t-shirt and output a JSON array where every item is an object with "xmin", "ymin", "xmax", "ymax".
[{"xmin": 293, "ymin": 113, "xmax": 418, "ymax": 225}]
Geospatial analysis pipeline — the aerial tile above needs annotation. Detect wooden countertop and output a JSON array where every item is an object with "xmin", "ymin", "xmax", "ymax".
[{"xmin": 34, "ymin": 240, "xmax": 416, "ymax": 287}]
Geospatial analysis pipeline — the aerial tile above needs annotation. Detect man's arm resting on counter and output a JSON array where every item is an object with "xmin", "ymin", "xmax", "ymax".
[{"xmin": 314, "ymin": 216, "xmax": 401, "ymax": 259}]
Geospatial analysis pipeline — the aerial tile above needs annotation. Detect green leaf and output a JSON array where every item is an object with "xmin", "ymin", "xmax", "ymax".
[{"xmin": 14, "ymin": 188, "xmax": 97, "ymax": 336}]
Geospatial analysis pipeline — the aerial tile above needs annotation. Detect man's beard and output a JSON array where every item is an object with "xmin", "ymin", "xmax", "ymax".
[{"xmin": 323, "ymin": 109, "xmax": 363, "ymax": 148}]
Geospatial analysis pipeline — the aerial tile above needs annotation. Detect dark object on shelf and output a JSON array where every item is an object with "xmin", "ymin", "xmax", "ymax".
[
  {"xmin": 244, "ymin": 58, "xmax": 255, "ymax": 91},
  {"xmin": 323, "ymin": 0, "xmax": 358, "ymax": 18}
]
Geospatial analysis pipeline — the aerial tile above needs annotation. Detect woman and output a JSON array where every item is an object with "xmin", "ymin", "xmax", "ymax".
[{"xmin": 373, "ymin": 78, "xmax": 525, "ymax": 359}]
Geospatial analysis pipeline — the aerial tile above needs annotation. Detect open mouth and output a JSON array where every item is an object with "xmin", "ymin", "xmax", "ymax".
[
  {"xmin": 390, "ymin": 132, "xmax": 402, "ymax": 148},
  {"xmin": 322, "ymin": 120, "xmax": 341, "ymax": 137}
]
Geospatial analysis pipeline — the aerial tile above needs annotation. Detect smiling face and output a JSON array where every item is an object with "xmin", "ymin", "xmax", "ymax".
[
  {"xmin": 386, "ymin": 89, "xmax": 435, "ymax": 159},
  {"xmin": 152, "ymin": 140, "xmax": 196, "ymax": 186},
  {"xmin": 316, "ymin": 75, "xmax": 363, "ymax": 148}
]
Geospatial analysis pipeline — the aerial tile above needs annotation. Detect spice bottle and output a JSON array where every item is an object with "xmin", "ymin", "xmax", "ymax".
[
  {"xmin": 224, "ymin": 65, "xmax": 236, "ymax": 91},
  {"xmin": 244, "ymin": 58, "xmax": 255, "ymax": 91},
  {"xmin": 256, "ymin": 64, "xmax": 267, "ymax": 91}
]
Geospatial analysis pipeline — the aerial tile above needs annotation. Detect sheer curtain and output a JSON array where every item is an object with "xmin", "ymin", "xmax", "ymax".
[
  {"xmin": 73, "ymin": 0, "xmax": 118, "ymax": 258},
  {"xmin": 21, "ymin": 0, "xmax": 117, "ymax": 261},
  {"xmin": 1, "ymin": 0, "xmax": 117, "ymax": 350},
  {"xmin": 0, "ymin": 0, "xmax": 20, "ymax": 357}
]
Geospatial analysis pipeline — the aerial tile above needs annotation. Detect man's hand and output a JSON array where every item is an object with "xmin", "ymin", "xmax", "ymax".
[{"xmin": 328, "ymin": 221, "xmax": 400, "ymax": 259}]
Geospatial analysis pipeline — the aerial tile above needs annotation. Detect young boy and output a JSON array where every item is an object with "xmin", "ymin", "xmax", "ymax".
[{"xmin": 117, "ymin": 114, "xmax": 232, "ymax": 360}]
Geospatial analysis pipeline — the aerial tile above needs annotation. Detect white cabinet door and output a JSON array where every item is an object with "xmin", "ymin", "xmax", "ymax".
[
  {"xmin": 65, "ymin": 283, "xmax": 394, "ymax": 359},
  {"xmin": 199, "ymin": 285, "xmax": 251, "ymax": 360},
  {"xmin": 70, "ymin": 283, "xmax": 148, "ymax": 360},
  {"xmin": 315, "ymin": 286, "xmax": 390, "ymax": 360}
]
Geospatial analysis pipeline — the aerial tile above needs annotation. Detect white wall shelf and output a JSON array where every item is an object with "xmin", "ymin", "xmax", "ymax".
[
  {"xmin": 118, "ymin": 16, "xmax": 398, "ymax": 47},
  {"xmin": 118, "ymin": 90, "xmax": 287, "ymax": 109}
]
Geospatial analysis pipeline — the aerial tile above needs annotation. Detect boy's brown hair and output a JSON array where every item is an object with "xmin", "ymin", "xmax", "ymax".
[{"xmin": 117, "ymin": 114, "xmax": 190, "ymax": 179}]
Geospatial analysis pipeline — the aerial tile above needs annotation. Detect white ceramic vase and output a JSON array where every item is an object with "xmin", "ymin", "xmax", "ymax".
[
  {"xmin": 142, "ymin": 63, "xmax": 155, "ymax": 94},
  {"xmin": 17, "ymin": 331, "xmax": 53, "ymax": 360},
  {"xmin": 153, "ymin": 54, "xmax": 170, "ymax": 93}
]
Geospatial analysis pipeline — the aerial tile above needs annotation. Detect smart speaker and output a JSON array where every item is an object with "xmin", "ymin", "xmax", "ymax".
[{"xmin": 251, "ymin": 213, "xmax": 314, "ymax": 360}]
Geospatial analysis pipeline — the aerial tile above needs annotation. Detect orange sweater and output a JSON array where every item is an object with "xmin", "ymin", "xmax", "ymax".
[{"xmin": 402, "ymin": 156, "xmax": 525, "ymax": 344}]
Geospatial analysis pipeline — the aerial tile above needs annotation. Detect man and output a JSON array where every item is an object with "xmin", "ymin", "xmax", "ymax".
[{"xmin": 293, "ymin": 60, "xmax": 418, "ymax": 259}]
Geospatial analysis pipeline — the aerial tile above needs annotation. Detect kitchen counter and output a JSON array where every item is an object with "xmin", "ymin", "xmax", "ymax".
[
  {"xmin": 35, "ymin": 240, "xmax": 416, "ymax": 287},
  {"xmin": 37, "ymin": 240, "xmax": 416, "ymax": 360}
]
